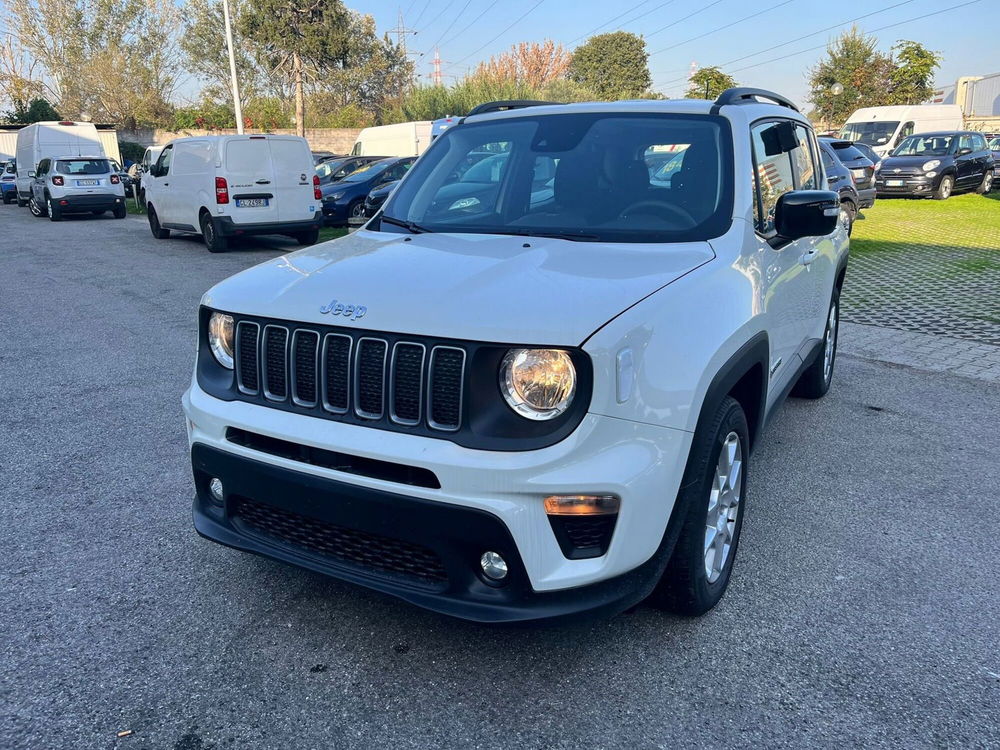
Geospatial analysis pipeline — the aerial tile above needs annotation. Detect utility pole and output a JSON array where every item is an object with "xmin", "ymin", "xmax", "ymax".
[
  {"xmin": 221, "ymin": 0, "xmax": 244, "ymax": 134},
  {"xmin": 432, "ymin": 47, "xmax": 442, "ymax": 87},
  {"xmin": 393, "ymin": 9, "xmax": 418, "ymax": 97}
]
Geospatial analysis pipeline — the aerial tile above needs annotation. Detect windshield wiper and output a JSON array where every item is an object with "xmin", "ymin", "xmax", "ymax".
[
  {"xmin": 380, "ymin": 215, "xmax": 432, "ymax": 234},
  {"xmin": 491, "ymin": 229, "xmax": 601, "ymax": 242}
]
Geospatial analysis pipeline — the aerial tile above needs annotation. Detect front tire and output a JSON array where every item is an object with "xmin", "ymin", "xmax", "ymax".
[
  {"xmin": 934, "ymin": 174, "xmax": 954, "ymax": 200},
  {"xmin": 200, "ymin": 212, "xmax": 227, "ymax": 253},
  {"xmin": 650, "ymin": 396, "xmax": 750, "ymax": 616},
  {"xmin": 147, "ymin": 205, "xmax": 170, "ymax": 239},
  {"xmin": 792, "ymin": 287, "xmax": 840, "ymax": 399},
  {"xmin": 840, "ymin": 200, "xmax": 856, "ymax": 236}
]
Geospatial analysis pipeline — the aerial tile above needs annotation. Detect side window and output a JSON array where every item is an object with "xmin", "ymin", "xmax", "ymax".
[
  {"xmin": 958, "ymin": 134, "xmax": 973, "ymax": 153},
  {"xmin": 897, "ymin": 121, "xmax": 915, "ymax": 145},
  {"xmin": 750, "ymin": 121, "xmax": 796, "ymax": 235},
  {"xmin": 154, "ymin": 146, "xmax": 172, "ymax": 176},
  {"xmin": 791, "ymin": 125, "xmax": 819, "ymax": 190}
]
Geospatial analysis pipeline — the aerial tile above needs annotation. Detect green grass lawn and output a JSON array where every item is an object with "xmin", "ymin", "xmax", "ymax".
[{"xmin": 852, "ymin": 192, "xmax": 1000, "ymax": 254}]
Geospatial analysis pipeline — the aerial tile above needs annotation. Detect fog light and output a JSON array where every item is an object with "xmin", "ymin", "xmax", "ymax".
[
  {"xmin": 208, "ymin": 477, "xmax": 224, "ymax": 503},
  {"xmin": 544, "ymin": 494, "xmax": 620, "ymax": 516},
  {"xmin": 480, "ymin": 551, "xmax": 508, "ymax": 581}
]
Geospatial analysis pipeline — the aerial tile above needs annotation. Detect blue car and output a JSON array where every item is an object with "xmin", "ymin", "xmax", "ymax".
[
  {"xmin": 1, "ymin": 160, "xmax": 16, "ymax": 204},
  {"xmin": 320, "ymin": 156, "xmax": 416, "ymax": 226}
]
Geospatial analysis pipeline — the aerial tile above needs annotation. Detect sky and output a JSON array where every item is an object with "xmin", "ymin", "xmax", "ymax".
[{"xmin": 355, "ymin": 0, "xmax": 998, "ymax": 109}]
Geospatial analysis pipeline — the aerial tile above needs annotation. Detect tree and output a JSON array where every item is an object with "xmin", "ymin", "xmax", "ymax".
[
  {"xmin": 685, "ymin": 66, "xmax": 737, "ymax": 100},
  {"xmin": 568, "ymin": 32, "xmax": 651, "ymax": 100},
  {"xmin": 888, "ymin": 40, "xmax": 941, "ymax": 105},
  {"xmin": 239, "ymin": 0, "xmax": 350, "ymax": 136},
  {"xmin": 475, "ymin": 40, "xmax": 571, "ymax": 90},
  {"xmin": 809, "ymin": 27, "xmax": 897, "ymax": 126},
  {"xmin": 5, "ymin": 97, "xmax": 59, "ymax": 123}
]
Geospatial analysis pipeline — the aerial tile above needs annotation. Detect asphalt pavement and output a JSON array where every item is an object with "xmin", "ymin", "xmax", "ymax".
[{"xmin": 2, "ymin": 206, "xmax": 999, "ymax": 749}]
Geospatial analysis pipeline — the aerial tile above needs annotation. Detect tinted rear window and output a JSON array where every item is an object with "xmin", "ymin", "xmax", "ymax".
[
  {"xmin": 828, "ymin": 143, "xmax": 868, "ymax": 162},
  {"xmin": 56, "ymin": 159, "xmax": 110, "ymax": 175}
]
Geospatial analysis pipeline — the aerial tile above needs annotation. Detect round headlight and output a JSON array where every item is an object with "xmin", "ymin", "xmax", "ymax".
[
  {"xmin": 922, "ymin": 159, "xmax": 941, "ymax": 172},
  {"xmin": 500, "ymin": 349, "xmax": 576, "ymax": 420},
  {"xmin": 208, "ymin": 312, "xmax": 234, "ymax": 369}
]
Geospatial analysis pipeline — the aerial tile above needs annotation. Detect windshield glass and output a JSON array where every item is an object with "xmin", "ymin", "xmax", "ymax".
[
  {"xmin": 839, "ymin": 121, "xmax": 899, "ymax": 146},
  {"xmin": 990, "ymin": 137, "xmax": 1000, "ymax": 150},
  {"xmin": 56, "ymin": 159, "xmax": 110, "ymax": 175},
  {"xmin": 380, "ymin": 113, "xmax": 732, "ymax": 243},
  {"xmin": 316, "ymin": 158, "xmax": 350, "ymax": 180},
  {"xmin": 343, "ymin": 161, "xmax": 390, "ymax": 182},
  {"xmin": 892, "ymin": 135, "xmax": 955, "ymax": 157}
]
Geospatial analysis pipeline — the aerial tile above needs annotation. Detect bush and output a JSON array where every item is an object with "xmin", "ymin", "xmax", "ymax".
[{"xmin": 118, "ymin": 141, "xmax": 146, "ymax": 163}]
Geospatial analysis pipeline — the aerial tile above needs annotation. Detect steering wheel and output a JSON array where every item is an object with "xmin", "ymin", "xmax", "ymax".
[{"xmin": 618, "ymin": 200, "xmax": 696, "ymax": 228}]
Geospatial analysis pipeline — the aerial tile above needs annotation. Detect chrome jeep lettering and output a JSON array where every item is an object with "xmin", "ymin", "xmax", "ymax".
[{"xmin": 320, "ymin": 299, "xmax": 367, "ymax": 320}]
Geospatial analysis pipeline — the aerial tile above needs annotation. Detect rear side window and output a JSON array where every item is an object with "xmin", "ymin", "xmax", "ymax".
[{"xmin": 971, "ymin": 134, "xmax": 987, "ymax": 151}]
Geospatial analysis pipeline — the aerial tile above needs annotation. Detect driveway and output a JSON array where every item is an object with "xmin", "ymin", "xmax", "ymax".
[{"xmin": 2, "ymin": 207, "xmax": 999, "ymax": 748}]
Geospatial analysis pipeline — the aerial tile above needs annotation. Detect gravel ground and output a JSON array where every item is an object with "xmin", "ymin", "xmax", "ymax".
[{"xmin": 2, "ymin": 207, "xmax": 999, "ymax": 749}]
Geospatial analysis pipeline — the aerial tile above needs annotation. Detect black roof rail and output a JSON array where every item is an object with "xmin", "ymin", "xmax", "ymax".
[
  {"xmin": 712, "ymin": 87, "xmax": 800, "ymax": 114},
  {"xmin": 466, "ymin": 100, "xmax": 562, "ymax": 117}
]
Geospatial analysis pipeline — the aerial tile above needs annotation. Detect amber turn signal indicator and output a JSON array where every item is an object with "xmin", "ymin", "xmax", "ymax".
[{"xmin": 543, "ymin": 494, "xmax": 620, "ymax": 516}]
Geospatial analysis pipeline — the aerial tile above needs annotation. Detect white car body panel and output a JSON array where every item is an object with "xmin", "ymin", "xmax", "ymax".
[{"xmin": 351, "ymin": 121, "xmax": 433, "ymax": 157}]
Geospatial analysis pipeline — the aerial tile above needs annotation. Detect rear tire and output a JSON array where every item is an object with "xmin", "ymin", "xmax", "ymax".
[
  {"xmin": 147, "ymin": 205, "xmax": 170, "ymax": 239},
  {"xmin": 976, "ymin": 170, "xmax": 993, "ymax": 194},
  {"xmin": 792, "ymin": 287, "xmax": 840, "ymax": 399},
  {"xmin": 649, "ymin": 396, "xmax": 750, "ymax": 616},
  {"xmin": 28, "ymin": 194, "xmax": 47, "ymax": 217},
  {"xmin": 47, "ymin": 198, "xmax": 62, "ymax": 222},
  {"xmin": 933, "ymin": 175, "xmax": 954, "ymax": 200},
  {"xmin": 16, "ymin": 194, "xmax": 28, "ymax": 208},
  {"xmin": 138, "ymin": 188, "xmax": 146, "ymax": 209},
  {"xmin": 295, "ymin": 228, "xmax": 320, "ymax": 245},
  {"xmin": 113, "ymin": 205, "xmax": 127, "ymax": 219},
  {"xmin": 2, "ymin": 193, "xmax": 11, "ymax": 205},
  {"xmin": 200, "ymin": 212, "xmax": 227, "ymax": 253}
]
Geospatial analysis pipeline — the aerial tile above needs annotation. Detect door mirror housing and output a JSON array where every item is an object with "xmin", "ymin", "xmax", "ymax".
[
  {"xmin": 774, "ymin": 190, "xmax": 840, "ymax": 241},
  {"xmin": 956, "ymin": 147, "xmax": 973, "ymax": 156},
  {"xmin": 28, "ymin": 170, "xmax": 36, "ymax": 178}
]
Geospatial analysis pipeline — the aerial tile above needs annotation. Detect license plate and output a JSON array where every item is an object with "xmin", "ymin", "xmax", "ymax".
[
  {"xmin": 76, "ymin": 179, "xmax": 99, "ymax": 186},
  {"xmin": 885, "ymin": 179, "xmax": 905, "ymax": 187},
  {"xmin": 236, "ymin": 198, "xmax": 268, "ymax": 208}
]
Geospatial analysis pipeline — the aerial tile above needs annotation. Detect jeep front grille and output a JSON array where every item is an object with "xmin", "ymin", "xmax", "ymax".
[{"xmin": 234, "ymin": 317, "xmax": 465, "ymax": 433}]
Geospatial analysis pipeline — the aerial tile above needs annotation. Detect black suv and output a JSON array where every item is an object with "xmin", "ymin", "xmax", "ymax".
[
  {"xmin": 819, "ymin": 137, "xmax": 876, "ymax": 210},
  {"xmin": 818, "ymin": 139, "xmax": 862, "ymax": 235},
  {"xmin": 875, "ymin": 131, "xmax": 994, "ymax": 199}
]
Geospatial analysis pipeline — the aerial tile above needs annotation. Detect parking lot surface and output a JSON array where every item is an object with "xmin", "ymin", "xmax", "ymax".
[{"xmin": 2, "ymin": 208, "xmax": 999, "ymax": 748}]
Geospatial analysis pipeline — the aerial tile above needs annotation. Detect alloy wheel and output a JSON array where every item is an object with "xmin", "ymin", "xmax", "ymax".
[
  {"xmin": 704, "ymin": 431, "xmax": 742, "ymax": 584},
  {"xmin": 941, "ymin": 178, "xmax": 952, "ymax": 199},
  {"xmin": 29, "ymin": 196, "xmax": 41, "ymax": 216},
  {"xmin": 351, "ymin": 202, "xmax": 365, "ymax": 218},
  {"xmin": 823, "ymin": 300, "xmax": 838, "ymax": 382}
]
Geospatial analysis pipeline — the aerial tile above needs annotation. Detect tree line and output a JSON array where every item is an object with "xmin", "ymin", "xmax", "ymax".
[{"xmin": 0, "ymin": 0, "xmax": 941, "ymax": 133}]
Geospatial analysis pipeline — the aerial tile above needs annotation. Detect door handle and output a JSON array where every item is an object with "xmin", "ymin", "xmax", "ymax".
[
  {"xmin": 163, "ymin": 182, "xmax": 169, "ymax": 186},
  {"xmin": 800, "ymin": 248, "xmax": 819, "ymax": 266},
  {"xmin": 256, "ymin": 179, "xmax": 271, "ymax": 185}
]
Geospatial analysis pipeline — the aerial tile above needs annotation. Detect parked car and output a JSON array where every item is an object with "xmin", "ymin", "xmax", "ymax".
[
  {"xmin": 875, "ymin": 131, "xmax": 994, "ymax": 199},
  {"xmin": 27, "ymin": 155, "xmax": 127, "ymax": 220},
  {"xmin": 320, "ymin": 156, "xmax": 415, "ymax": 226},
  {"xmin": 316, "ymin": 155, "xmax": 386, "ymax": 185},
  {"xmin": 851, "ymin": 141, "xmax": 880, "ymax": 167},
  {"xmin": 144, "ymin": 135, "xmax": 322, "ymax": 252},
  {"xmin": 107, "ymin": 157, "xmax": 135, "ymax": 197},
  {"xmin": 839, "ymin": 104, "xmax": 964, "ymax": 158},
  {"xmin": 1, "ymin": 159, "xmax": 16, "ymax": 204},
  {"xmin": 817, "ymin": 139, "xmax": 862, "ymax": 235},
  {"xmin": 133, "ymin": 145, "xmax": 163, "ymax": 208},
  {"xmin": 819, "ymin": 137, "xmax": 876, "ymax": 210},
  {"xmin": 15, "ymin": 120, "xmax": 106, "ymax": 207},
  {"xmin": 350, "ymin": 121, "xmax": 432, "ymax": 156},
  {"xmin": 989, "ymin": 137, "xmax": 1000, "ymax": 187},
  {"xmin": 312, "ymin": 150, "xmax": 339, "ymax": 164},
  {"xmin": 184, "ymin": 89, "xmax": 848, "ymax": 623},
  {"xmin": 361, "ymin": 178, "xmax": 397, "ymax": 217}
]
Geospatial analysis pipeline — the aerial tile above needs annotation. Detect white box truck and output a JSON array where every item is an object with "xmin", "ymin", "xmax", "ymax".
[
  {"xmin": 350, "ymin": 121, "xmax": 433, "ymax": 157},
  {"xmin": 839, "ymin": 105, "xmax": 964, "ymax": 158},
  {"xmin": 15, "ymin": 121, "xmax": 106, "ymax": 206}
]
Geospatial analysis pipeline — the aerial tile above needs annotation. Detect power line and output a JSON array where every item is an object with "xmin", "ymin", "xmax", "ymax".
[
  {"xmin": 643, "ymin": 0, "xmax": 728, "ymax": 39},
  {"xmin": 411, "ymin": 0, "xmax": 434, "ymax": 28},
  {"xmin": 421, "ymin": 0, "xmax": 475, "ymax": 57},
  {"xmin": 446, "ymin": 0, "xmax": 548, "ymax": 68},
  {"xmin": 565, "ymin": 0, "xmax": 663, "ymax": 46},
  {"xmin": 441, "ymin": 0, "xmax": 504, "ymax": 48},
  {"xmin": 649, "ymin": 0, "xmax": 797, "ymax": 55},
  {"xmin": 418, "ymin": 0, "xmax": 458, "ymax": 33}
]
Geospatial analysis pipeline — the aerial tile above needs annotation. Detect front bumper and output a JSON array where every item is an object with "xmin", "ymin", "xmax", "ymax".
[
  {"xmin": 875, "ymin": 174, "xmax": 938, "ymax": 196},
  {"xmin": 321, "ymin": 201, "xmax": 349, "ymax": 226},
  {"xmin": 215, "ymin": 212, "xmax": 322, "ymax": 237},
  {"xmin": 192, "ymin": 443, "xmax": 676, "ymax": 623},
  {"xmin": 183, "ymin": 383, "xmax": 693, "ymax": 620},
  {"xmin": 55, "ymin": 193, "xmax": 124, "ymax": 212}
]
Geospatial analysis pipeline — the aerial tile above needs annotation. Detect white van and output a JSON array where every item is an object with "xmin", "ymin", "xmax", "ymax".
[
  {"xmin": 14, "ymin": 121, "xmax": 105, "ymax": 206},
  {"xmin": 143, "ymin": 135, "xmax": 322, "ymax": 252},
  {"xmin": 839, "ymin": 105, "xmax": 963, "ymax": 158},
  {"xmin": 350, "ymin": 121, "xmax": 433, "ymax": 157}
]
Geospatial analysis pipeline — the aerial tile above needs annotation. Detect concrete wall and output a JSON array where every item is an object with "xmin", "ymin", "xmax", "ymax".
[{"xmin": 117, "ymin": 127, "xmax": 362, "ymax": 153}]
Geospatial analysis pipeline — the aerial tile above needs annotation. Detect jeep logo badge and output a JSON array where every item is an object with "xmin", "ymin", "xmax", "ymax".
[{"xmin": 320, "ymin": 299, "xmax": 367, "ymax": 320}]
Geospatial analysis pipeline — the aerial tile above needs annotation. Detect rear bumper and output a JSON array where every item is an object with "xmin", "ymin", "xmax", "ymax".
[
  {"xmin": 216, "ymin": 212, "xmax": 322, "ymax": 237},
  {"xmin": 854, "ymin": 187, "xmax": 876, "ymax": 209},
  {"xmin": 191, "ymin": 443, "xmax": 675, "ymax": 623},
  {"xmin": 55, "ymin": 193, "xmax": 124, "ymax": 211},
  {"xmin": 0, "ymin": 182, "xmax": 15, "ymax": 195}
]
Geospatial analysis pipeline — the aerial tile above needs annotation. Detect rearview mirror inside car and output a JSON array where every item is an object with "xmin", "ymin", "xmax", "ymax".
[{"xmin": 774, "ymin": 190, "xmax": 840, "ymax": 242}]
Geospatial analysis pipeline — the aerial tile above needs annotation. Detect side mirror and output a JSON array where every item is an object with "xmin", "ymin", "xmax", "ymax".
[
  {"xmin": 28, "ymin": 170, "xmax": 36, "ymax": 178},
  {"xmin": 774, "ymin": 190, "xmax": 840, "ymax": 241},
  {"xmin": 957, "ymin": 148, "xmax": 973, "ymax": 156}
]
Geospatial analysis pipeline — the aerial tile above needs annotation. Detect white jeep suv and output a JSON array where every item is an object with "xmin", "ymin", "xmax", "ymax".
[
  {"xmin": 183, "ymin": 89, "xmax": 848, "ymax": 622},
  {"xmin": 28, "ymin": 155, "xmax": 127, "ymax": 220}
]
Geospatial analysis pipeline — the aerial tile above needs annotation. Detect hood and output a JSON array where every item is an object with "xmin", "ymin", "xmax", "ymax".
[
  {"xmin": 203, "ymin": 229, "xmax": 715, "ymax": 345},
  {"xmin": 881, "ymin": 155, "xmax": 952, "ymax": 169},
  {"xmin": 320, "ymin": 179, "xmax": 366, "ymax": 199}
]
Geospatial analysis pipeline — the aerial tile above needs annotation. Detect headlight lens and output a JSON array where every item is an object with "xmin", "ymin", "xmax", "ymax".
[
  {"xmin": 922, "ymin": 160, "xmax": 941, "ymax": 172},
  {"xmin": 500, "ymin": 349, "xmax": 576, "ymax": 420},
  {"xmin": 329, "ymin": 191, "xmax": 344, "ymax": 201},
  {"xmin": 208, "ymin": 312, "xmax": 234, "ymax": 369}
]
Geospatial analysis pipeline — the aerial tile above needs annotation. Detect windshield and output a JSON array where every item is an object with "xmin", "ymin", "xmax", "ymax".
[
  {"xmin": 990, "ymin": 137, "xmax": 1000, "ymax": 150},
  {"xmin": 839, "ymin": 121, "xmax": 899, "ymax": 146},
  {"xmin": 56, "ymin": 159, "xmax": 110, "ymax": 175},
  {"xmin": 316, "ymin": 158, "xmax": 350, "ymax": 180},
  {"xmin": 380, "ymin": 112, "xmax": 732, "ymax": 243},
  {"xmin": 343, "ymin": 161, "xmax": 390, "ymax": 182},
  {"xmin": 892, "ymin": 135, "xmax": 954, "ymax": 157}
]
